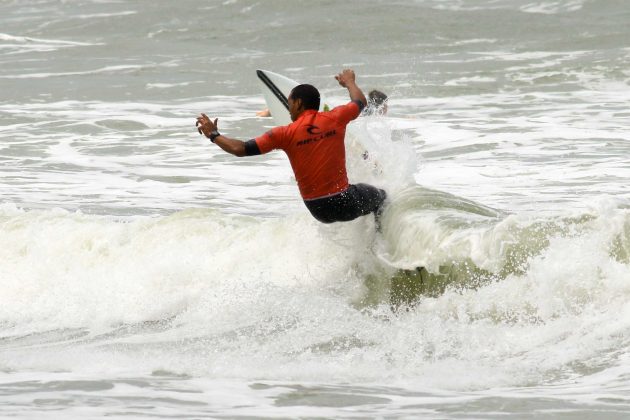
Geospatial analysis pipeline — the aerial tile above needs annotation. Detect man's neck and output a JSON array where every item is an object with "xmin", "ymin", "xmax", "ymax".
[{"xmin": 293, "ymin": 109, "xmax": 317, "ymax": 122}]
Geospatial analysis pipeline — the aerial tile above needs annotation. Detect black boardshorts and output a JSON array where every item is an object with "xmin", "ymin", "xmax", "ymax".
[{"xmin": 304, "ymin": 183, "xmax": 387, "ymax": 224}]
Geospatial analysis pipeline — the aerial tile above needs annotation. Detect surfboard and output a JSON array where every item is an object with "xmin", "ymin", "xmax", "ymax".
[
  {"xmin": 256, "ymin": 69, "xmax": 332, "ymax": 126},
  {"xmin": 255, "ymin": 69, "xmax": 297, "ymax": 126}
]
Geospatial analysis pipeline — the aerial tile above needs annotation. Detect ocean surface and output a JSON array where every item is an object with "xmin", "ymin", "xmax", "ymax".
[{"xmin": 1, "ymin": 0, "xmax": 630, "ymax": 418}]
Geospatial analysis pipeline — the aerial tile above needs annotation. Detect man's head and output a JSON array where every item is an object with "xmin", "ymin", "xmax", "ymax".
[
  {"xmin": 288, "ymin": 84, "xmax": 320, "ymax": 121},
  {"xmin": 364, "ymin": 89, "xmax": 388, "ymax": 115}
]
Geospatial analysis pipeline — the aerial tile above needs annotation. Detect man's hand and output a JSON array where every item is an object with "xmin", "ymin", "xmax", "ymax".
[
  {"xmin": 335, "ymin": 69, "xmax": 357, "ymax": 88},
  {"xmin": 196, "ymin": 113, "xmax": 218, "ymax": 138},
  {"xmin": 335, "ymin": 69, "xmax": 366, "ymax": 109},
  {"xmin": 194, "ymin": 113, "xmax": 248, "ymax": 156}
]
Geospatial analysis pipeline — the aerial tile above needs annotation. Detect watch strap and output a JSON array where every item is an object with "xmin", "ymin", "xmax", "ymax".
[{"xmin": 209, "ymin": 130, "xmax": 221, "ymax": 142}]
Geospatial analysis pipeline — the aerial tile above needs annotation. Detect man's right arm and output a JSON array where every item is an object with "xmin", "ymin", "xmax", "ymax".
[
  {"xmin": 196, "ymin": 113, "xmax": 263, "ymax": 157},
  {"xmin": 212, "ymin": 135, "xmax": 249, "ymax": 157},
  {"xmin": 335, "ymin": 69, "xmax": 367, "ymax": 109}
]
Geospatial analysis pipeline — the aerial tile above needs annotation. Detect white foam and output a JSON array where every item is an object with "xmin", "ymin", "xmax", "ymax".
[
  {"xmin": 420, "ymin": 0, "xmax": 585, "ymax": 13},
  {"xmin": 71, "ymin": 11, "xmax": 137, "ymax": 19},
  {"xmin": 444, "ymin": 75, "xmax": 497, "ymax": 86},
  {"xmin": 0, "ymin": 32, "xmax": 101, "ymax": 55},
  {"xmin": 0, "ymin": 33, "xmax": 95, "ymax": 46},
  {"xmin": 0, "ymin": 65, "xmax": 147, "ymax": 79},
  {"xmin": 1, "ymin": 197, "xmax": 628, "ymax": 389},
  {"xmin": 146, "ymin": 82, "xmax": 196, "ymax": 89},
  {"xmin": 520, "ymin": 1, "xmax": 585, "ymax": 14}
]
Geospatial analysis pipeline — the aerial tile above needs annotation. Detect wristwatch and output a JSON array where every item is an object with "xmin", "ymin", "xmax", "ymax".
[{"xmin": 209, "ymin": 130, "xmax": 221, "ymax": 143}]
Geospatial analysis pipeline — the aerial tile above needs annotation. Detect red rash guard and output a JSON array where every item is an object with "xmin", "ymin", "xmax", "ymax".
[{"xmin": 252, "ymin": 101, "xmax": 362, "ymax": 200}]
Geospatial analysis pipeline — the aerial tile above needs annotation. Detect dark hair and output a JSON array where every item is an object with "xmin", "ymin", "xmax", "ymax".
[
  {"xmin": 290, "ymin": 84, "xmax": 320, "ymax": 111},
  {"xmin": 368, "ymin": 90, "xmax": 388, "ymax": 107},
  {"xmin": 363, "ymin": 89, "xmax": 388, "ymax": 115}
]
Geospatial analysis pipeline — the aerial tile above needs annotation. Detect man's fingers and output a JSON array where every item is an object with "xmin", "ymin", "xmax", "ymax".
[{"xmin": 195, "ymin": 114, "xmax": 216, "ymax": 137}]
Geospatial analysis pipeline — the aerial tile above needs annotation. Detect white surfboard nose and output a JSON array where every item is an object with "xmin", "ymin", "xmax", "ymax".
[{"xmin": 256, "ymin": 69, "xmax": 299, "ymax": 126}]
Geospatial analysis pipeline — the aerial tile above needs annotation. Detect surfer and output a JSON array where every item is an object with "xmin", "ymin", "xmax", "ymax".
[
  {"xmin": 196, "ymin": 69, "xmax": 387, "ymax": 224},
  {"xmin": 363, "ymin": 89, "xmax": 388, "ymax": 116}
]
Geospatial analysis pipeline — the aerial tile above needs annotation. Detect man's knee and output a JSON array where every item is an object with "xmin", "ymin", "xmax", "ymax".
[
  {"xmin": 359, "ymin": 184, "xmax": 386, "ymax": 206},
  {"xmin": 314, "ymin": 214, "xmax": 336, "ymax": 224},
  {"xmin": 375, "ymin": 188, "xmax": 387, "ymax": 206}
]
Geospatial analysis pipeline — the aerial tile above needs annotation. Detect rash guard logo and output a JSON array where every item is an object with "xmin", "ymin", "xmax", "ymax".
[
  {"xmin": 296, "ymin": 128, "xmax": 337, "ymax": 146},
  {"xmin": 305, "ymin": 124, "xmax": 321, "ymax": 135}
]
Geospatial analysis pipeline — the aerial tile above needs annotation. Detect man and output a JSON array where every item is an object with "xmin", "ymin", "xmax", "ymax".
[
  {"xmin": 196, "ymin": 69, "xmax": 386, "ymax": 224},
  {"xmin": 364, "ymin": 89, "xmax": 388, "ymax": 116}
]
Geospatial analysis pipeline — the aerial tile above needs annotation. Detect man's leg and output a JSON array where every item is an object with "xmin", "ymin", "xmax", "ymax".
[
  {"xmin": 303, "ymin": 184, "xmax": 387, "ymax": 224},
  {"xmin": 350, "ymin": 183, "xmax": 387, "ymax": 216},
  {"xmin": 348, "ymin": 183, "xmax": 387, "ymax": 230},
  {"xmin": 331, "ymin": 184, "xmax": 386, "ymax": 222}
]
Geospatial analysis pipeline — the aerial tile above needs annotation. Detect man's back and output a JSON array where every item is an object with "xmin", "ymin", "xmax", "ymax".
[{"xmin": 254, "ymin": 101, "xmax": 362, "ymax": 200}]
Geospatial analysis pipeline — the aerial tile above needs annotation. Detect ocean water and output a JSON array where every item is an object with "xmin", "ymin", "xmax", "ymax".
[{"xmin": 1, "ymin": 0, "xmax": 630, "ymax": 418}]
